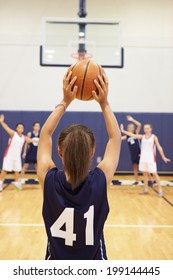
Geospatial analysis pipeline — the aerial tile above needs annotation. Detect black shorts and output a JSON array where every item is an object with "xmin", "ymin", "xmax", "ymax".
[{"xmin": 130, "ymin": 154, "xmax": 140, "ymax": 165}]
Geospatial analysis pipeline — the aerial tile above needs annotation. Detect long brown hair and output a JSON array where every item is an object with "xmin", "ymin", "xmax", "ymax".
[{"xmin": 58, "ymin": 124, "xmax": 95, "ymax": 189}]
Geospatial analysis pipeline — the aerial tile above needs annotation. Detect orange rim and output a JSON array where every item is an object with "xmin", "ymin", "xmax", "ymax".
[{"xmin": 71, "ymin": 52, "xmax": 93, "ymax": 60}]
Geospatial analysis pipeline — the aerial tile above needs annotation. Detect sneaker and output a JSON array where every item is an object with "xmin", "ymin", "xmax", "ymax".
[
  {"xmin": 13, "ymin": 181, "xmax": 22, "ymax": 190},
  {"xmin": 148, "ymin": 181, "xmax": 155, "ymax": 188},
  {"xmin": 18, "ymin": 178, "xmax": 27, "ymax": 184},
  {"xmin": 139, "ymin": 189, "xmax": 149, "ymax": 194},
  {"xmin": 132, "ymin": 181, "xmax": 139, "ymax": 186},
  {"xmin": 157, "ymin": 192, "xmax": 163, "ymax": 197}
]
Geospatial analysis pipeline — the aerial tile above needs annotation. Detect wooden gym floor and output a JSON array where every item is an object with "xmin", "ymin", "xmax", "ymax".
[{"xmin": 0, "ymin": 173, "xmax": 173, "ymax": 260}]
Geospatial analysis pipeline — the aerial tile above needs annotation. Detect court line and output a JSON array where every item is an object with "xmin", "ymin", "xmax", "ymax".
[
  {"xmin": 105, "ymin": 224, "xmax": 173, "ymax": 228},
  {"xmin": 0, "ymin": 223, "xmax": 44, "ymax": 227},
  {"xmin": 3, "ymin": 183, "xmax": 11, "ymax": 190},
  {"xmin": 151, "ymin": 187, "xmax": 173, "ymax": 208},
  {"xmin": 0, "ymin": 223, "xmax": 173, "ymax": 228},
  {"xmin": 162, "ymin": 196, "xmax": 173, "ymax": 207}
]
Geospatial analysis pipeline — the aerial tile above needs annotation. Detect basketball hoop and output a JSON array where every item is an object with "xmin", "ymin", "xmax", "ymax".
[{"xmin": 71, "ymin": 52, "xmax": 93, "ymax": 61}]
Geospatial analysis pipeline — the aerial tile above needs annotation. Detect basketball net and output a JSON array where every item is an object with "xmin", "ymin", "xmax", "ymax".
[{"xmin": 71, "ymin": 52, "xmax": 93, "ymax": 61}]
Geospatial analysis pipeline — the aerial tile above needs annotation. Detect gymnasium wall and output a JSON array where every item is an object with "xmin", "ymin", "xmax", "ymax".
[
  {"xmin": 0, "ymin": 111, "xmax": 172, "ymax": 173},
  {"xmin": 0, "ymin": 0, "xmax": 173, "ymax": 112}
]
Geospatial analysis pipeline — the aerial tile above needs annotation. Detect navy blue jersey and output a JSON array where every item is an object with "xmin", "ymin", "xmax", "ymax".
[
  {"xmin": 42, "ymin": 167, "xmax": 109, "ymax": 260},
  {"xmin": 127, "ymin": 135, "xmax": 141, "ymax": 164},
  {"xmin": 25, "ymin": 132, "xmax": 39, "ymax": 164}
]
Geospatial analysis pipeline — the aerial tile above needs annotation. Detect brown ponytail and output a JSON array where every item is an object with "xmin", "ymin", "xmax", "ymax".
[{"xmin": 58, "ymin": 124, "xmax": 95, "ymax": 189}]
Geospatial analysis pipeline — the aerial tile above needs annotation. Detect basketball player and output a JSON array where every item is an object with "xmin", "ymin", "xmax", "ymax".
[
  {"xmin": 120, "ymin": 123, "xmax": 170, "ymax": 196},
  {"xmin": 37, "ymin": 71, "xmax": 121, "ymax": 260},
  {"xmin": 20, "ymin": 122, "xmax": 40, "ymax": 183},
  {"xmin": 121, "ymin": 115, "xmax": 141, "ymax": 185},
  {"xmin": 0, "ymin": 114, "xmax": 38, "ymax": 191}
]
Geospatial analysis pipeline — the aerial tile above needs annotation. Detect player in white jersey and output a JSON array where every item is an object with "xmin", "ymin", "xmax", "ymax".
[
  {"xmin": 120, "ymin": 123, "xmax": 170, "ymax": 196},
  {"xmin": 0, "ymin": 114, "xmax": 38, "ymax": 191}
]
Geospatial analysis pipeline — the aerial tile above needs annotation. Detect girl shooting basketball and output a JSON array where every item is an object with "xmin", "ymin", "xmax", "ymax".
[
  {"xmin": 120, "ymin": 123, "xmax": 170, "ymax": 196},
  {"xmin": 37, "ymin": 71, "xmax": 121, "ymax": 260}
]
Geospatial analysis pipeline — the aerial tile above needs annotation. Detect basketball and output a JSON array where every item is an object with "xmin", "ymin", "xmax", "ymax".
[{"xmin": 68, "ymin": 59, "xmax": 105, "ymax": 101}]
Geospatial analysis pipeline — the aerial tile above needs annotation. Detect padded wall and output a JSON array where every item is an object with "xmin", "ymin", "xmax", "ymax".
[{"xmin": 0, "ymin": 111, "xmax": 172, "ymax": 173}]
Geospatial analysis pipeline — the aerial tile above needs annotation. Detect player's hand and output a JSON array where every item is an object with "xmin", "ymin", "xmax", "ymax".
[
  {"xmin": 0, "ymin": 114, "xmax": 5, "ymax": 123},
  {"xmin": 120, "ymin": 124, "xmax": 124, "ymax": 132},
  {"xmin": 163, "ymin": 157, "xmax": 171, "ymax": 163},
  {"xmin": 31, "ymin": 138, "xmax": 39, "ymax": 144},
  {"xmin": 126, "ymin": 115, "xmax": 133, "ymax": 121},
  {"xmin": 22, "ymin": 153, "xmax": 26, "ymax": 159},
  {"xmin": 92, "ymin": 74, "xmax": 108, "ymax": 104},
  {"xmin": 63, "ymin": 71, "xmax": 77, "ymax": 104}
]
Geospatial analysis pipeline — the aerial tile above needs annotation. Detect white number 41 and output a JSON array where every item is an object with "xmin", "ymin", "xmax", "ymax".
[{"xmin": 50, "ymin": 205, "xmax": 94, "ymax": 246}]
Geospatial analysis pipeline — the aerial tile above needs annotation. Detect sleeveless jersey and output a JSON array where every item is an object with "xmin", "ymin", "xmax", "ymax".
[
  {"xmin": 140, "ymin": 134, "xmax": 156, "ymax": 163},
  {"xmin": 4, "ymin": 132, "xmax": 25, "ymax": 160},
  {"xmin": 43, "ymin": 167, "xmax": 109, "ymax": 260},
  {"xmin": 127, "ymin": 135, "xmax": 141, "ymax": 164},
  {"xmin": 25, "ymin": 132, "xmax": 39, "ymax": 163}
]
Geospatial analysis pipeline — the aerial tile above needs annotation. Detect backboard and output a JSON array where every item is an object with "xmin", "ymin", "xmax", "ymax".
[{"xmin": 40, "ymin": 17, "xmax": 124, "ymax": 68}]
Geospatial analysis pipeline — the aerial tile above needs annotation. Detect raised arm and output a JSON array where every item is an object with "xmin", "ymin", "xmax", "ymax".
[
  {"xmin": 92, "ymin": 74, "xmax": 121, "ymax": 186},
  {"xmin": 37, "ymin": 71, "xmax": 77, "ymax": 188},
  {"xmin": 0, "ymin": 114, "xmax": 15, "ymax": 137},
  {"xmin": 154, "ymin": 135, "xmax": 171, "ymax": 163},
  {"xmin": 120, "ymin": 124, "xmax": 143, "ymax": 140},
  {"xmin": 126, "ymin": 115, "xmax": 142, "ymax": 134}
]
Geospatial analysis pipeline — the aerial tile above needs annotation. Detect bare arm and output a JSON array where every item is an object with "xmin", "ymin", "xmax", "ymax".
[
  {"xmin": 154, "ymin": 135, "xmax": 171, "ymax": 163},
  {"xmin": 120, "ymin": 124, "xmax": 143, "ymax": 140},
  {"xmin": 93, "ymin": 75, "xmax": 121, "ymax": 186},
  {"xmin": 126, "ymin": 115, "xmax": 142, "ymax": 134},
  {"xmin": 25, "ymin": 136, "xmax": 39, "ymax": 144},
  {"xmin": 0, "ymin": 114, "xmax": 14, "ymax": 137},
  {"xmin": 37, "ymin": 72, "xmax": 77, "ymax": 189},
  {"xmin": 22, "ymin": 132, "xmax": 31, "ymax": 158},
  {"xmin": 121, "ymin": 135, "xmax": 127, "ymax": 140}
]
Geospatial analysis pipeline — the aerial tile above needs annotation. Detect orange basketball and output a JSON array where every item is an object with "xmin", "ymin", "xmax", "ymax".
[{"xmin": 68, "ymin": 59, "xmax": 105, "ymax": 101}]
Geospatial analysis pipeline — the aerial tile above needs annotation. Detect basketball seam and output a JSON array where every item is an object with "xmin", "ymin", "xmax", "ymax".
[
  {"xmin": 81, "ymin": 60, "xmax": 91, "ymax": 100},
  {"xmin": 70, "ymin": 61, "xmax": 81, "ymax": 92},
  {"xmin": 87, "ymin": 95, "xmax": 93, "ymax": 101},
  {"xmin": 71, "ymin": 61, "xmax": 80, "ymax": 71},
  {"xmin": 97, "ymin": 64, "xmax": 102, "ymax": 76}
]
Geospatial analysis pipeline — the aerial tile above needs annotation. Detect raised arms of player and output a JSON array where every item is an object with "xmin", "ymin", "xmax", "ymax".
[
  {"xmin": 0, "ymin": 114, "xmax": 15, "ymax": 137},
  {"xmin": 126, "ymin": 115, "xmax": 142, "ymax": 134},
  {"xmin": 154, "ymin": 135, "xmax": 171, "ymax": 163},
  {"xmin": 120, "ymin": 124, "xmax": 143, "ymax": 140},
  {"xmin": 0, "ymin": 115, "xmax": 40, "ymax": 147},
  {"xmin": 37, "ymin": 71, "xmax": 77, "ymax": 188},
  {"xmin": 93, "ymin": 75, "xmax": 121, "ymax": 186}
]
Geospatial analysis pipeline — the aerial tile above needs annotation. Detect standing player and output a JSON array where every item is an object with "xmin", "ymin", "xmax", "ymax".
[
  {"xmin": 20, "ymin": 122, "xmax": 40, "ymax": 183},
  {"xmin": 0, "ymin": 114, "xmax": 38, "ymax": 191},
  {"xmin": 120, "ymin": 123, "xmax": 170, "ymax": 196},
  {"xmin": 37, "ymin": 71, "xmax": 121, "ymax": 259},
  {"xmin": 121, "ymin": 115, "xmax": 141, "ymax": 185}
]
